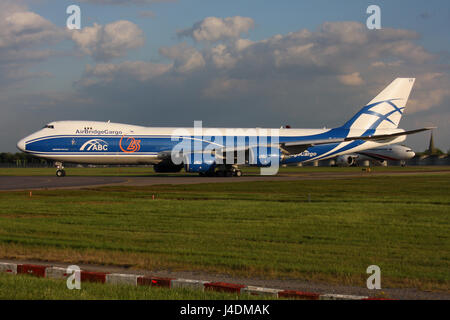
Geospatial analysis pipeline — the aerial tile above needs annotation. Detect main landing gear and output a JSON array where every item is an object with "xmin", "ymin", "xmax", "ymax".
[
  {"xmin": 55, "ymin": 162, "xmax": 66, "ymax": 177},
  {"xmin": 199, "ymin": 165, "xmax": 242, "ymax": 177}
]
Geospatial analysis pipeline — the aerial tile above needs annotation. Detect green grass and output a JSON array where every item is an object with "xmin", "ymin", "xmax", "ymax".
[
  {"xmin": 0, "ymin": 273, "xmax": 262, "ymax": 300},
  {"xmin": 0, "ymin": 171, "xmax": 449, "ymax": 291}
]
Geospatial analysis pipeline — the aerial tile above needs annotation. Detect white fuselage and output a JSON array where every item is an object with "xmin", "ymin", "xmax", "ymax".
[{"xmin": 17, "ymin": 120, "xmax": 406, "ymax": 165}]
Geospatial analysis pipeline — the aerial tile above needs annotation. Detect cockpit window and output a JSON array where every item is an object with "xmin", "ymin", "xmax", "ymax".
[{"xmin": 44, "ymin": 124, "xmax": 54, "ymax": 129}]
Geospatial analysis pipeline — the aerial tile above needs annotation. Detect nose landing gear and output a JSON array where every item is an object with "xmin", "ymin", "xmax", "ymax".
[{"xmin": 55, "ymin": 162, "xmax": 66, "ymax": 177}]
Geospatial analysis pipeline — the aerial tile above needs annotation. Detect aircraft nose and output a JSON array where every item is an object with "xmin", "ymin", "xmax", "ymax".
[{"xmin": 16, "ymin": 138, "xmax": 26, "ymax": 152}]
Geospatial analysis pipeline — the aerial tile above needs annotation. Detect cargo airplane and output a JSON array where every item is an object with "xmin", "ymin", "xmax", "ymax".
[
  {"xmin": 335, "ymin": 144, "xmax": 415, "ymax": 167},
  {"xmin": 17, "ymin": 78, "xmax": 432, "ymax": 177}
]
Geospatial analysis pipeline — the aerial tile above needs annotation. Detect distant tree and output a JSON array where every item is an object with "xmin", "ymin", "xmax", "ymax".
[
  {"xmin": 0, "ymin": 152, "xmax": 51, "ymax": 166},
  {"xmin": 424, "ymin": 148, "xmax": 444, "ymax": 156},
  {"xmin": 424, "ymin": 132, "xmax": 444, "ymax": 155}
]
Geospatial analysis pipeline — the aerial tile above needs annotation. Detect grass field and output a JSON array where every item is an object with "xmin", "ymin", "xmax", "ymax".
[
  {"xmin": 0, "ymin": 168, "xmax": 449, "ymax": 292},
  {"xmin": 0, "ymin": 273, "xmax": 262, "ymax": 300}
]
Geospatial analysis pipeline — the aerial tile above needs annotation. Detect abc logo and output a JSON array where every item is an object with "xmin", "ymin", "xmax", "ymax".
[{"xmin": 80, "ymin": 139, "xmax": 108, "ymax": 151}]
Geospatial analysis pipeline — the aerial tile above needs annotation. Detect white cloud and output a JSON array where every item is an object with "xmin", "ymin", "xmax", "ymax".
[
  {"xmin": 273, "ymin": 43, "xmax": 318, "ymax": 68},
  {"xmin": 178, "ymin": 16, "xmax": 254, "ymax": 42},
  {"xmin": 0, "ymin": 12, "xmax": 63, "ymax": 49},
  {"xmin": 79, "ymin": 21, "xmax": 449, "ymax": 111},
  {"xmin": 71, "ymin": 20, "xmax": 145, "ymax": 61},
  {"xmin": 80, "ymin": 61, "xmax": 171, "ymax": 86},
  {"xmin": 0, "ymin": 1, "xmax": 65, "ymax": 89},
  {"xmin": 337, "ymin": 72, "xmax": 364, "ymax": 86},
  {"xmin": 407, "ymin": 73, "xmax": 450, "ymax": 113},
  {"xmin": 371, "ymin": 61, "xmax": 403, "ymax": 68},
  {"xmin": 234, "ymin": 38, "xmax": 253, "ymax": 51},
  {"xmin": 159, "ymin": 43, "xmax": 205, "ymax": 73},
  {"xmin": 210, "ymin": 44, "xmax": 237, "ymax": 69},
  {"xmin": 0, "ymin": 1, "xmax": 64, "ymax": 50},
  {"xmin": 319, "ymin": 21, "xmax": 369, "ymax": 45}
]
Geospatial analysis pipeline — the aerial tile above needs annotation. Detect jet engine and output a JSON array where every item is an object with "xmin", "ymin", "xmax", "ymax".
[
  {"xmin": 248, "ymin": 147, "xmax": 283, "ymax": 167},
  {"xmin": 336, "ymin": 155, "xmax": 357, "ymax": 166}
]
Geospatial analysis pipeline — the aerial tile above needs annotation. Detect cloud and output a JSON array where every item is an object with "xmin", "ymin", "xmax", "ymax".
[
  {"xmin": 159, "ymin": 43, "xmax": 205, "ymax": 73},
  {"xmin": 79, "ymin": 21, "xmax": 449, "ymax": 112},
  {"xmin": 178, "ymin": 16, "xmax": 254, "ymax": 42},
  {"xmin": 210, "ymin": 44, "xmax": 237, "ymax": 69},
  {"xmin": 71, "ymin": 20, "xmax": 145, "ymax": 61},
  {"xmin": 79, "ymin": 61, "xmax": 171, "ymax": 86},
  {"xmin": 407, "ymin": 73, "xmax": 450, "ymax": 113},
  {"xmin": 82, "ymin": 20, "xmax": 447, "ymax": 94},
  {"xmin": 337, "ymin": 72, "xmax": 364, "ymax": 86},
  {"xmin": 0, "ymin": 1, "xmax": 65, "ymax": 89},
  {"xmin": 0, "ymin": 12, "xmax": 63, "ymax": 49},
  {"xmin": 370, "ymin": 60, "xmax": 403, "ymax": 68},
  {"xmin": 0, "ymin": 1, "xmax": 64, "ymax": 50}
]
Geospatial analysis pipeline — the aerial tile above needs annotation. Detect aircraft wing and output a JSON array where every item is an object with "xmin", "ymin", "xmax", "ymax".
[
  {"xmin": 344, "ymin": 127, "xmax": 435, "ymax": 142},
  {"xmin": 280, "ymin": 138, "xmax": 343, "ymax": 154}
]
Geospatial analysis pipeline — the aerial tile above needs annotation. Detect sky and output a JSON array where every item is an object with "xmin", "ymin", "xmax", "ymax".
[{"xmin": 1, "ymin": 0, "xmax": 450, "ymax": 152}]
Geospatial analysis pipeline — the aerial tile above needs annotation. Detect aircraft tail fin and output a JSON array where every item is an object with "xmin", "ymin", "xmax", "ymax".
[{"xmin": 342, "ymin": 78, "xmax": 415, "ymax": 130}]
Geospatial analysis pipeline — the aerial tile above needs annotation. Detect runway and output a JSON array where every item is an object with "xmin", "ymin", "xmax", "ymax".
[
  {"xmin": 0, "ymin": 176, "xmax": 126, "ymax": 191},
  {"xmin": 0, "ymin": 175, "xmax": 299, "ymax": 191},
  {"xmin": 0, "ymin": 168, "xmax": 449, "ymax": 191}
]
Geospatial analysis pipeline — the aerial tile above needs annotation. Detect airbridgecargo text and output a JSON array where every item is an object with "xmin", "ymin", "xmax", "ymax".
[{"xmin": 75, "ymin": 129, "xmax": 123, "ymax": 135}]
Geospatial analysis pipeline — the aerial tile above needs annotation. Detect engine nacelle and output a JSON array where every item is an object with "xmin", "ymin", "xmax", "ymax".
[
  {"xmin": 183, "ymin": 153, "xmax": 216, "ymax": 173},
  {"xmin": 153, "ymin": 160, "xmax": 184, "ymax": 173},
  {"xmin": 248, "ymin": 146, "xmax": 283, "ymax": 167},
  {"xmin": 336, "ymin": 155, "xmax": 357, "ymax": 167}
]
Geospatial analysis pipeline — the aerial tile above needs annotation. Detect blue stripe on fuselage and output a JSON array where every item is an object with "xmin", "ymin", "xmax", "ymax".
[{"xmin": 24, "ymin": 128, "xmax": 359, "ymax": 162}]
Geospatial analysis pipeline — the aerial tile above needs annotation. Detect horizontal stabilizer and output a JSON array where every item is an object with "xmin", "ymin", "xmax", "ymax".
[
  {"xmin": 344, "ymin": 127, "xmax": 435, "ymax": 142},
  {"xmin": 280, "ymin": 127, "xmax": 434, "ymax": 155}
]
